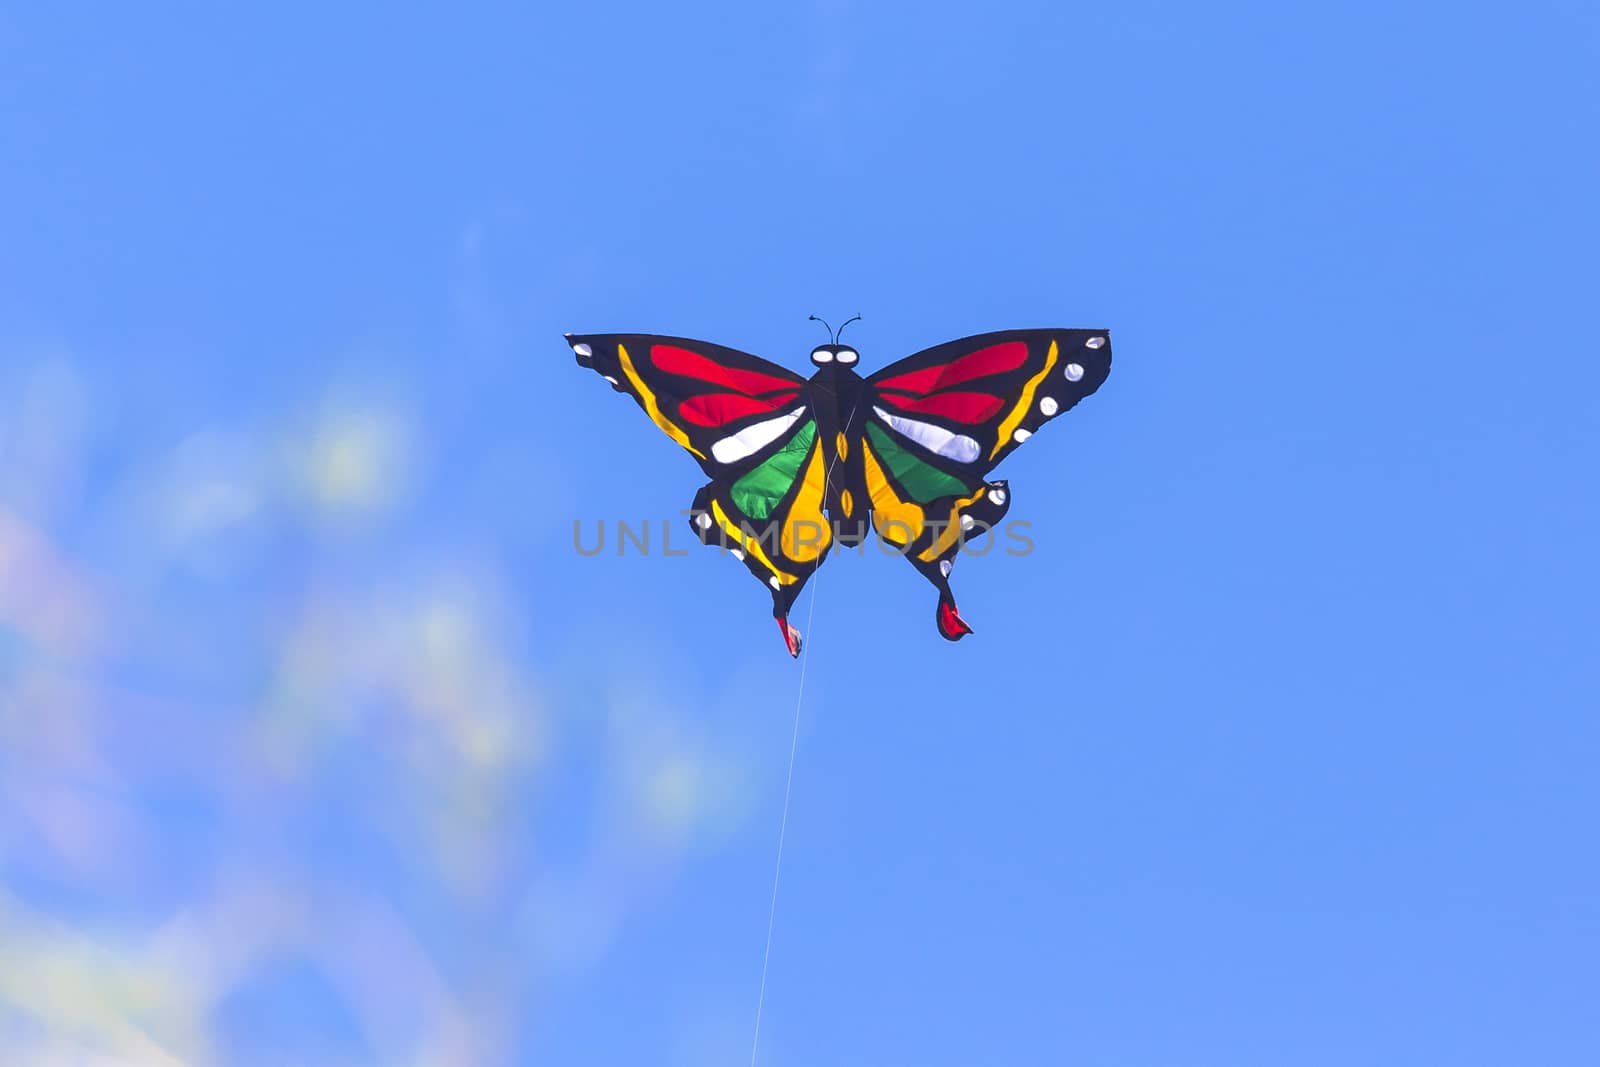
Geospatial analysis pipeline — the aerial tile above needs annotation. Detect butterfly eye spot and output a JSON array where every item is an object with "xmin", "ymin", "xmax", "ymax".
[
  {"xmin": 1085, "ymin": 336, "xmax": 1106, "ymax": 349},
  {"xmin": 811, "ymin": 348, "xmax": 834, "ymax": 363},
  {"xmin": 1039, "ymin": 396, "xmax": 1059, "ymax": 417},
  {"xmin": 1064, "ymin": 363, "xmax": 1085, "ymax": 382},
  {"xmin": 836, "ymin": 348, "xmax": 858, "ymax": 364}
]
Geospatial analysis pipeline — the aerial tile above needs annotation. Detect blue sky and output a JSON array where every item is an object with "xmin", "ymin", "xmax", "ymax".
[{"xmin": 1, "ymin": 1, "xmax": 1597, "ymax": 1063}]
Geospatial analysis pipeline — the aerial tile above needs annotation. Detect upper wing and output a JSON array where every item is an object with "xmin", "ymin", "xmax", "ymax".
[
  {"xmin": 566, "ymin": 332, "xmax": 809, "ymax": 481},
  {"xmin": 865, "ymin": 329, "xmax": 1111, "ymax": 478}
]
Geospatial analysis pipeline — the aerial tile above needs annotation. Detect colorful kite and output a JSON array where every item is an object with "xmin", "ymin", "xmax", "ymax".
[{"xmin": 568, "ymin": 320, "xmax": 1112, "ymax": 656}]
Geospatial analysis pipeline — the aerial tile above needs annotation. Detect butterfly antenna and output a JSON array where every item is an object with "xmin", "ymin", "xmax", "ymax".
[
  {"xmin": 808, "ymin": 314, "xmax": 836, "ymax": 344},
  {"xmin": 835, "ymin": 314, "xmax": 862, "ymax": 344}
]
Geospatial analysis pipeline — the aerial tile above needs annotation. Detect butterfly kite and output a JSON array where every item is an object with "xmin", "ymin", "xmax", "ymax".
[{"xmin": 568, "ymin": 319, "xmax": 1112, "ymax": 657}]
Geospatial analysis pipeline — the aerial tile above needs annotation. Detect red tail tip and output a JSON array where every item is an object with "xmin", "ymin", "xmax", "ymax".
[
  {"xmin": 777, "ymin": 618, "xmax": 803, "ymax": 658},
  {"xmin": 937, "ymin": 601, "xmax": 974, "ymax": 640}
]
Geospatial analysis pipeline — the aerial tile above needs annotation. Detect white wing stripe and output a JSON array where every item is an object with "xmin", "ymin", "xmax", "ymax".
[
  {"xmin": 711, "ymin": 407, "xmax": 807, "ymax": 464},
  {"xmin": 873, "ymin": 406, "xmax": 981, "ymax": 464}
]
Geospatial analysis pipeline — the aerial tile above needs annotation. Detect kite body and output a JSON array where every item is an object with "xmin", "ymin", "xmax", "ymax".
[{"xmin": 567, "ymin": 328, "xmax": 1112, "ymax": 656}]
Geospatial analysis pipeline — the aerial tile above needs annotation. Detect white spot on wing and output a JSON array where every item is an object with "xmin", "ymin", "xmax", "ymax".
[
  {"xmin": 573, "ymin": 342, "xmax": 593, "ymax": 358},
  {"xmin": 939, "ymin": 559, "xmax": 952, "ymax": 577},
  {"xmin": 1013, "ymin": 429, "xmax": 1032, "ymax": 443},
  {"xmin": 873, "ymin": 406, "xmax": 980, "ymax": 464},
  {"xmin": 768, "ymin": 576, "xmax": 782, "ymax": 590},
  {"xmin": 1085, "ymin": 336, "xmax": 1105, "ymax": 349},
  {"xmin": 695, "ymin": 512, "xmax": 712, "ymax": 530},
  {"xmin": 991, "ymin": 487, "xmax": 1007, "ymax": 505},
  {"xmin": 1064, "ymin": 363, "xmax": 1084, "ymax": 382},
  {"xmin": 1040, "ymin": 396, "xmax": 1058, "ymax": 416}
]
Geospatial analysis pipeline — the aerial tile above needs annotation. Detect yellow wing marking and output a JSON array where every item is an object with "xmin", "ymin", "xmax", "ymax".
[
  {"xmin": 710, "ymin": 499, "xmax": 797, "ymax": 585},
  {"xmin": 862, "ymin": 439, "xmax": 925, "ymax": 546},
  {"xmin": 780, "ymin": 443, "xmax": 832, "ymax": 563},
  {"xmin": 918, "ymin": 486, "xmax": 989, "ymax": 562},
  {"xmin": 618, "ymin": 343, "xmax": 706, "ymax": 460},
  {"xmin": 990, "ymin": 339, "xmax": 1058, "ymax": 459}
]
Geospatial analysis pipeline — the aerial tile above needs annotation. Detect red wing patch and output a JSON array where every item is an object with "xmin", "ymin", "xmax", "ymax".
[
  {"xmin": 877, "ymin": 390, "xmax": 1004, "ymax": 424},
  {"xmin": 872, "ymin": 341, "xmax": 1028, "ymax": 395},
  {"xmin": 678, "ymin": 391, "xmax": 800, "ymax": 427},
  {"xmin": 652, "ymin": 344, "xmax": 800, "ymax": 395}
]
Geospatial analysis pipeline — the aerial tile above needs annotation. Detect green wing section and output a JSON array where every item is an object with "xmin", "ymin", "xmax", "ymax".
[
  {"xmin": 864, "ymin": 423, "xmax": 970, "ymax": 503},
  {"xmin": 731, "ymin": 420, "xmax": 817, "ymax": 519}
]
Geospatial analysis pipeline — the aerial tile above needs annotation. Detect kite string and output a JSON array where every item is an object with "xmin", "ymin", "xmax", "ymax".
[
  {"xmin": 749, "ymin": 390, "xmax": 865, "ymax": 1066},
  {"xmin": 748, "ymin": 567, "xmax": 820, "ymax": 1066}
]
